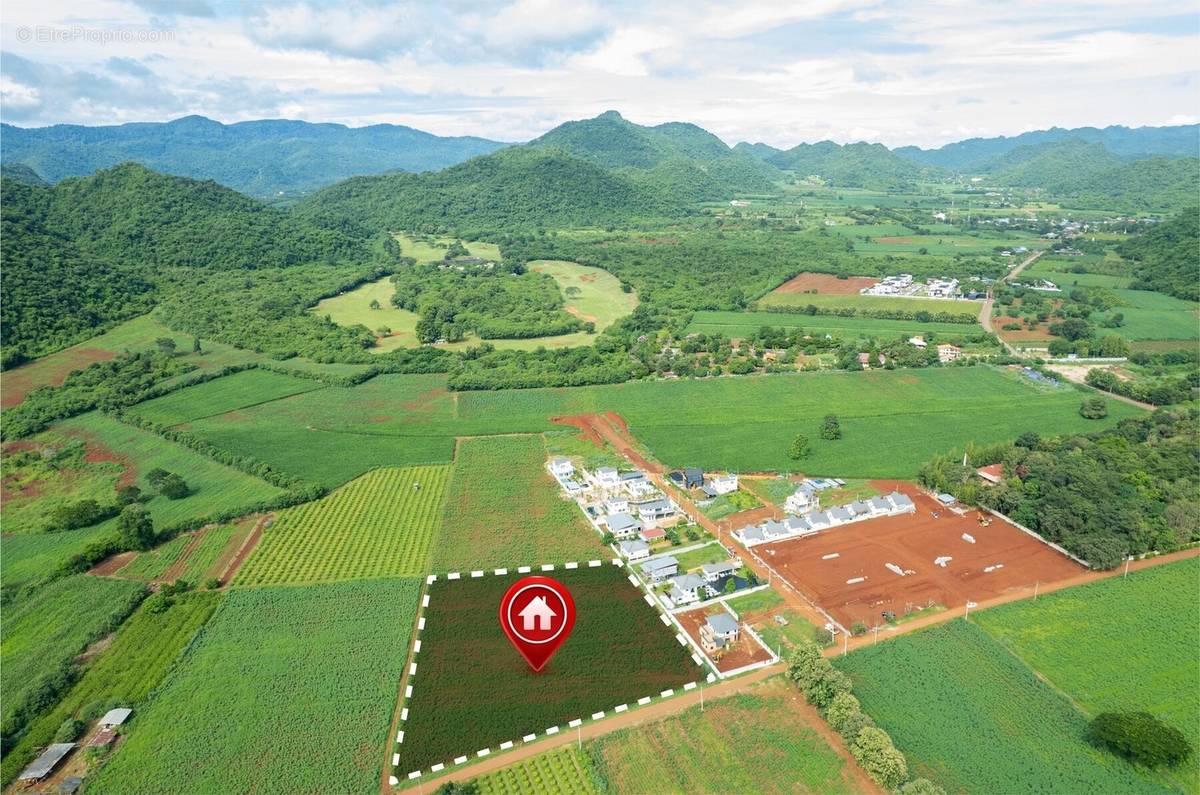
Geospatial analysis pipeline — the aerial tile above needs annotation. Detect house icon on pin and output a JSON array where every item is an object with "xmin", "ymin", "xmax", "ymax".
[{"xmin": 518, "ymin": 595, "xmax": 557, "ymax": 631}]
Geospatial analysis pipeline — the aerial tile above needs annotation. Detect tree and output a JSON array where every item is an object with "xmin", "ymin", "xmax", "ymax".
[
  {"xmin": 116, "ymin": 485, "xmax": 142, "ymax": 506},
  {"xmin": 146, "ymin": 468, "xmax": 170, "ymax": 489},
  {"xmin": 898, "ymin": 778, "xmax": 947, "ymax": 795},
  {"xmin": 825, "ymin": 691, "xmax": 862, "ymax": 731},
  {"xmin": 788, "ymin": 433, "xmax": 811, "ymax": 460},
  {"xmin": 369, "ymin": 299, "xmax": 381, "ymax": 310},
  {"xmin": 850, "ymin": 726, "xmax": 909, "ymax": 789},
  {"xmin": 156, "ymin": 472, "xmax": 191, "ymax": 499},
  {"xmin": 117, "ymin": 504, "xmax": 154, "ymax": 551},
  {"xmin": 723, "ymin": 578, "xmax": 737, "ymax": 594},
  {"xmin": 192, "ymin": 336, "xmax": 202, "ymax": 354},
  {"xmin": 786, "ymin": 642, "xmax": 824, "ymax": 688},
  {"xmin": 821, "ymin": 414, "xmax": 842, "ymax": 440},
  {"xmin": 1086, "ymin": 712, "xmax": 1193, "ymax": 768},
  {"xmin": 805, "ymin": 667, "xmax": 852, "ymax": 708},
  {"xmin": 155, "ymin": 337, "xmax": 177, "ymax": 355},
  {"xmin": 1079, "ymin": 396, "xmax": 1108, "ymax": 419},
  {"xmin": 48, "ymin": 499, "xmax": 107, "ymax": 531},
  {"xmin": 838, "ymin": 710, "xmax": 876, "ymax": 744}
]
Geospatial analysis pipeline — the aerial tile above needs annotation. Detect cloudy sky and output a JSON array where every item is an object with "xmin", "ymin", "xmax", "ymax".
[{"xmin": 2, "ymin": 0, "xmax": 1197, "ymax": 148}]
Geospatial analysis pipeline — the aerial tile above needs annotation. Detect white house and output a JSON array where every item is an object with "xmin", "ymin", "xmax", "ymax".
[
  {"xmin": 636, "ymin": 498, "xmax": 676, "ymax": 522},
  {"xmin": 548, "ymin": 458, "xmax": 574, "ymax": 478},
  {"xmin": 784, "ymin": 482, "xmax": 819, "ymax": 514},
  {"xmin": 888, "ymin": 492, "xmax": 916, "ymax": 513},
  {"xmin": 592, "ymin": 467, "xmax": 621, "ymax": 487},
  {"xmin": 669, "ymin": 573, "xmax": 708, "ymax": 605},
  {"xmin": 937, "ymin": 344, "xmax": 961, "ymax": 363},
  {"xmin": 783, "ymin": 515, "xmax": 815, "ymax": 535},
  {"xmin": 604, "ymin": 498, "xmax": 630, "ymax": 514},
  {"xmin": 700, "ymin": 561, "xmax": 738, "ymax": 582},
  {"xmin": 625, "ymin": 479, "xmax": 659, "ymax": 499},
  {"xmin": 848, "ymin": 500, "xmax": 873, "ymax": 518},
  {"xmin": 518, "ymin": 596, "xmax": 556, "ymax": 631},
  {"xmin": 618, "ymin": 539, "xmax": 650, "ymax": 562},
  {"xmin": 641, "ymin": 556, "xmax": 679, "ymax": 582},
  {"xmin": 604, "ymin": 512, "xmax": 642, "ymax": 539},
  {"xmin": 909, "ymin": 336, "xmax": 927, "ymax": 349},
  {"xmin": 705, "ymin": 473, "xmax": 739, "ymax": 496}
]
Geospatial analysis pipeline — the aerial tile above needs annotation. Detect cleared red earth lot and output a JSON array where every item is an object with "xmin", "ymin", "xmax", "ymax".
[{"xmin": 758, "ymin": 482, "xmax": 1085, "ymax": 627}]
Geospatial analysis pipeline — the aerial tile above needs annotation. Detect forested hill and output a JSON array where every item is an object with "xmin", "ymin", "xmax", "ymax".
[
  {"xmin": 987, "ymin": 139, "xmax": 1200, "ymax": 210},
  {"xmin": 1, "ymin": 163, "xmax": 368, "ymax": 363},
  {"xmin": 0, "ymin": 115, "xmax": 508, "ymax": 199},
  {"xmin": 1119, "ymin": 209, "xmax": 1200, "ymax": 302},
  {"xmin": 766, "ymin": 141, "xmax": 936, "ymax": 188},
  {"xmin": 295, "ymin": 146, "xmax": 679, "ymax": 239},
  {"xmin": 525, "ymin": 110, "xmax": 780, "ymax": 199},
  {"xmin": 895, "ymin": 123, "xmax": 1200, "ymax": 172},
  {"xmin": 733, "ymin": 142, "xmax": 784, "ymax": 160}
]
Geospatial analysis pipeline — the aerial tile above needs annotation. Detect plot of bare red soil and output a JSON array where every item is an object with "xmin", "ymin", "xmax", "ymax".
[
  {"xmin": 770, "ymin": 272, "xmax": 880, "ymax": 295},
  {"xmin": 677, "ymin": 608, "xmax": 773, "ymax": 673},
  {"xmin": 2, "ymin": 348, "xmax": 118, "ymax": 408},
  {"xmin": 758, "ymin": 481, "xmax": 1085, "ymax": 627}
]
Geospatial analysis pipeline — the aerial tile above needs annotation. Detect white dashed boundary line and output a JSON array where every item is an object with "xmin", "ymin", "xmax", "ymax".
[{"xmin": 392, "ymin": 559, "xmax": 707, "ymax": 784}]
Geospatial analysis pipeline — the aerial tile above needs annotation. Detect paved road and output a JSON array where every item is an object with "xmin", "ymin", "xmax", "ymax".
[{"xmin": 980, "ymin": 249, "xmax": 1043, "ymax": 355}]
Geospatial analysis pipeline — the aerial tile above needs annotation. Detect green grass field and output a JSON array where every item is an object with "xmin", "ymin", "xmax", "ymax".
[
  {"xmin": 89, "ymin": 578, "xmax": 420, "ymax": 795},
  {"xmin": 838, "ymin": 620, "xmax": 1176, "ymax": 794},
  {"xmin": 312, "ymin": 276, "xmax": 421, "ymax": 352},
  {"xmin": 130, "ymin": 369, "xmax": 324, "ymax": 426},
  {"xmin": 754, "ymin": 609, "xmax": 831, "ymax": 651},
  {"xmin": 179, "ymin": 366, "xmax": 1142, "ymax": 487},
  {"xmin": 394, "ymin": 565, "xmax": 698, "ymax": 775},
  {"xmin": 975, "ymin": 558, "xmax": 1200, "ymax": 792},
  {"xmin": 685, "ymin": 310, "xmax": 982, "ymax": 340},
  {"xmin": 1096, "ymin": 289, "xmax": 1199, "ymax": 341},
  {"xmin": 588, "ymin": 680, "xmax": 856, "ymax": 794},
  {"xmin": 670, "ymin": 542, "xmax": 735, "ymax": 573},
  {"xmin": 1, "ymin": 431, "xmax": 126, "ymax": 534},
  {"xmin": 115, "ymin": 534, "xmax": 193, "ymax": 580},
  {"xmin": 1, "ymin": 575, "xmax": 145, "ymax": 741},
  {"xmin": 235, "ymin": 465, "xmax": 451, "ymax": 586},
  {"xmin": 396, "ymin": 234, "xmax": 501, "ymax": 263},
  {"xmin": 0, "ymin": 523, "xmax": 117, "ymax": 588},
  {"xmin": 0, "ymin": 591, "xmax": 219, "ymax": 786},
  {"xmin": 725, "ymin": 587, "xmax": 785, "ymax": 614},
  {"xmin": 473, "ymin": 747, "xmax": 597, "ymax": 794},
  {"xmin": 56, "ymin": 412, "xmax": 284, "ymax": 526},
  {"xmin": 757, "ymin": 291, "xmax": 981, "ymax": 318},
  {"xmin": 529, "ymin": 260, "xmax": 639, "ymax": 332},
  {"xmin": 433, "ymin": 435, "xmax": 606, "ymax": 571}
]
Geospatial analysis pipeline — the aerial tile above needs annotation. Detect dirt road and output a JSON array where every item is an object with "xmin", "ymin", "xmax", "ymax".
[
  {"xmin": 981, "ymin": 249, "xmax": 1043, "ymax": 354},
  {"xmin": 1045, "ymin": 363, "xmax": 1156, "ymax": 411}
]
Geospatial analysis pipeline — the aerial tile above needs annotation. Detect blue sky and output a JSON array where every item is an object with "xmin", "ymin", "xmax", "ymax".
[{"xmin": 2, "ymin": 0, "xmax": 1197, "ymax": 147}]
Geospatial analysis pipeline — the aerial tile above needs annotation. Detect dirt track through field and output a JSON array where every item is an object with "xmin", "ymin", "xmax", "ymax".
[{"xmin": 218, "ymin": 512, "xmax": 272, "ymax": 583}]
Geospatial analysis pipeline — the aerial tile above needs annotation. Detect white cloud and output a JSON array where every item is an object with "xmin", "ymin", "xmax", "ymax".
[{"xmin": 0, "ymin": 0, "xmax": 1196, "ymax": 147}]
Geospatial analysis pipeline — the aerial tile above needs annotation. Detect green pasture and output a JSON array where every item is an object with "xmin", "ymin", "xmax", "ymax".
[
  {"xmin": 1097, "ymin": 289, "xmax": 1199, "ymax": 341},
  {"xmin": 685, "ymin": 310, "xmax": 981, "ymax": 339},
  {"xmin": 839, "ymin": 620, "xmax": 1177, "ymax": 794},
  {"xmin": 130, "ymin": 369, "xmax": 324, "ymax": 426},
  {"xmin": 757, "ymin": 291, "xmax": 981, "ymax": 319},
  {"xmin": 311, "ymin": 276, "xmax": 422, "ymax": 352}
]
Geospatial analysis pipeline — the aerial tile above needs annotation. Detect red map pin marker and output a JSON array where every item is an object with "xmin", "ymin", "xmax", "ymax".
[{"xmin": 499, "ymin": 575, "xmax": 576, "ymax": 672}]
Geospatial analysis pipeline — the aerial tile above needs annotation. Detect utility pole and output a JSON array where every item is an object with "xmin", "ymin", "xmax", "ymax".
[
  {"xmin": 1124, "ymin": 558, "xmax": 1131, "ymax": 578},
  {"xmin": 873, "ymin": 624, "xmax": 879, "ymax": 645},
  {"xmin": 1033, "ymin": 580, "xmax": 1039, "ymax": 601},
  {"xmin": 843, "ymin": 630, "xmax": 849, "ymax": 656},
  {"xmin": 577, "ymin": 725, "xmax": 582, "ymax": 750},
  {"xmin": 700, "ymin": 682, "xmax": 705, "ymax": 712}
]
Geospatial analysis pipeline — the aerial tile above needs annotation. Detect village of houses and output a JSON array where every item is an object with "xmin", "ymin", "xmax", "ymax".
[{"xmin": 546, "ymin": 455, "xmax": 922, "ymax": 677}]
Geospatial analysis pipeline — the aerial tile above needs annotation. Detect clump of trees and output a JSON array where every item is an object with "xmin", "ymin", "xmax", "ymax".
[
  {"xmin": 821, "ymin": 414, "xmax": 842, "ymax": 440},
  {"xmin": 786, "ymin": 642, "xmax": 939, "ymax": 793},
  {"xmin": 146, "ymin": 468, "xmax": 191, "ymax": 500},
  {"xmin": 789, "ymin": 433, "xmax": 811, "ymax": 460},
  {"xmin": 1079, "ymin": 396, "xmax": 1109, "ymax": 419},
  {"xmin": 919, "ymin": 409, "xmax": 1199, "ymax": 568},
  {"xmin": 1086, "ymin": 712, "xmax": 1193, "ymax": 768}
]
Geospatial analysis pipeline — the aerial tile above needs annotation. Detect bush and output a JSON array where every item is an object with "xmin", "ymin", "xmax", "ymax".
[
  {"xmin": 850, "ymin": 726, "xmax": 909, "ymax": 789},
  {"xmin": 805, "ymin": 667, "xmax": 852, "ymax": 708},
  {"xmin": 786, "ymin": 643, "xmax": 825, "ymax": 689},
  {"xmin": 52, "ymin": 718, "xmax": 86, "ymax": 744},
  {"xmin": 47, "ymin": 499, "xmax": 111, "ymax": 531},
  {"xmin": 897, "ymin": 778, "xmax": 947, "ymax": 795},
  {"xmin": 821, "ymin": 414, "xmax": 842, "ymax": 440},
  {"xmin": 1079, "ymin": 396, "xmax": 1108, "ymax": 419},
  {"xmin": 1086, "ymin": 711, "xmax": 1193, "ymax": 768},
  {"xmin": 204, "ymin": 577, "xmax": 222, "ymax": 590},
  {"xmin": 838, "ymin": 710, "xmax": 876, "ymax": 744},
  {"xmin": 157, "ymin": 473, "xmax": 191, "ymax": 500},
  {"xmin": 824, "ymin": 691, "xmax": 861, "ymax": 731},
  {"xmin": 788, "ymin": 433, "xmax": 811, "ymax": 460}
]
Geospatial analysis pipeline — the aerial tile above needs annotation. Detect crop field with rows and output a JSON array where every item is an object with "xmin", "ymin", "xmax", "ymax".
[
  {"xmin": 115, "ymin": 534, "xmax": 193, "ymax": 580},
  {"xmin": 236, "ymin": 466, "xmax": 451, "ymax": 586},
  {"xmin": 473, "ymin": 747, "xmax": 597, "ymax": 795},
  {"xmin": 433, "ymin": 435, "xmax": 606, "ymax": 571},
  {"xmin": 130, "ymin": 368, "xmax": 324, "ymax": 427},
  {"xmin": 589, "ymin": 680, "xmax": 856, "ymax": 794},
  {"xmin": 975, "ymin": 558, "xmax": 1200, "ymax": 792},
  {"xmin": 1, "ymin": 575, "xmax": 145, "ymax": 742},
  {"xmin": 394, "ymin": 564, "xmax": 697, "ymax": 776},
  {"xmin": 685, "ymin": 310, "xmax": 978, "ymax": 340},
  {"xmin": 837, "ymin": 620, "xmax": 1176, "ymax": 794},
  {"xmin": 89, "ymin": 578, "xmax": 421, "ymax": 795},
  {"xmin": 757, "ymin": 291, "xmax": 981, "ymax": 318},
  {"xmin": 0, "ymin": 522, "xmax": 116, "ymax": 589},
  {"xmin": 0, "ymin": 591, "xmax": 220, "ymax": 786}
]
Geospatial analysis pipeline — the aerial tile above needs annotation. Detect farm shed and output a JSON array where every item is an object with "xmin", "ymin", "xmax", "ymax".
[
  {"xmin": 18, "ymin": 743, "xmax": 75, "ymax": 783},
  {"xmin": 976, "ymin": 464, "xmax": 1004, "ymax": 485},
  {"xmin": 99, "ymin": 707, "xmax": 132, "ymax": 728}
]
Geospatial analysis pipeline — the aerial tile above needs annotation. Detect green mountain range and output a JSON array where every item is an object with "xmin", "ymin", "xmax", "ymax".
[
  {"xmin": 766, "ymin": 141, "xmax": 935, "ymax": 188},
  {"xmin": 895, "ymin": 123, "xmax": 1199, "ymax": 172},
  {"xmin": 0, "ymin": 115, "xmax": 508, "ymax": 199}
]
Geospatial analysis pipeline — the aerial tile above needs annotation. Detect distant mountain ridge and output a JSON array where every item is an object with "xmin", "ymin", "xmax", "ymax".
[
  {"xmin": 526, "ymin": 110, "xmax": 780, "ymax": 199},
  {"xmin": 0, "ymin": 115, "xmax": 509, "ymax": 198},
  {"xmin": 765, "ymin": 140, "xmax": 936, "ymax": 188},
  {"xmin": 894, "ymin": 123, "xmax": 1199, "ymax": 172}
]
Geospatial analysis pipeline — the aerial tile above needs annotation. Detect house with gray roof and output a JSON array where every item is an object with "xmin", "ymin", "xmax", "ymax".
[
  {"xmin": 735, "ymin": 525, "xmax": 766, "ymax": 545},
  {"xmin": 701, "ymin": 560, "xmax": 738, "ymax": 582},
  {"xmin": 828, "ymin": 506, "xmax": 853, "ymax": 524},
  {"xmin": 682, "ymin": 467, "xmax": 704, "ymax": 488},
  {"xmin": 889, "ymin": 492, "xmax": 916, "ymax": 512},
  {"xmin": 783, "ymin": 516, "xmax": 814, "ymax": 535},
  {"xmin": 849, "ymin": 500, "xmax": 874, "ymax": 517},
  {"xmin": 641, "ymin": 555, "xmax": 679, "ymax": 581},
  {"xmin": 869, "ymin": 496, "xmax": 892, "ymax": 514},
  {"xmin": 604, "ymin": 512, "xmax": 642, "ymax": 538},
  {"xmin": 618, "ymin": 539, "xmax": 650, "ymax": 562},
  {"xmin": 636, "ymin": 498, "xmax": 676, "ymax": 521},
  {"xmin": 701, "ymin": 613, "xmax": 741, "ymax": 652},
  {"xmin": 669, "ymin": 573, "xmax": 709, "ymax": 605},
  {"xmin": 592, "ymin": 467, "xmax": 620, "ymax": 487}
]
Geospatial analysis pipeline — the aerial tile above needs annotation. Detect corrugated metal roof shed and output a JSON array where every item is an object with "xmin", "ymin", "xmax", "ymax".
[{"xmin": 18, "ymin": 743, "xmax": 75, "ymax": 781}]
